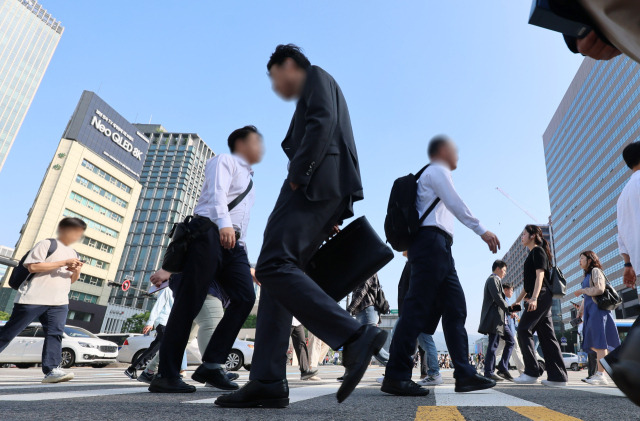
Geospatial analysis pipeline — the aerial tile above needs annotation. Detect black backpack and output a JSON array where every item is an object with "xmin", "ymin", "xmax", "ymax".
[
  {"xmin": 8, "ymin": 239, "xmax": 58, "ymax": 290},
  {"xmin": 384, "ymin": 165, "xmax": 440, "ymax": 252}
]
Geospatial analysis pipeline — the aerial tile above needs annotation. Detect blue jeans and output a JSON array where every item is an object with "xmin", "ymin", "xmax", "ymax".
[
  {"xmin": 0, "ymin": 303, "xmax": 68, "ymax": 374},
  {"xmin": 418, "ymin": 333, "xmax": 440, "ymax": 377},
  {"xmin": 484, "ymin": 322, "xmax": 515, "ymax": 376},
  {"xmin": 355, "ymin": 305, "xmax": 389, "ymax": 364}
]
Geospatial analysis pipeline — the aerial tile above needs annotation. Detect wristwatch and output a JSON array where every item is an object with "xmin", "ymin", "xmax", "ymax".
[{"xmin": 624, "ymin": 262, "xmax": 633, "ymax": 268}]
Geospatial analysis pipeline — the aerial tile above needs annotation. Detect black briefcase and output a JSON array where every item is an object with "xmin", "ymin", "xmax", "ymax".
[{"xmin": 305, "ymin": 216, "xmax": 394, "ymax": 301}]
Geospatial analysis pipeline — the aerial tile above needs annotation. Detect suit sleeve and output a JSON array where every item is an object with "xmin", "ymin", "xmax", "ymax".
[
  {"xmin": 488, "ymin": 278, "xmax": 509, "ymax": 313},
  {"xmin": 287, "ymin": 69, "xmax": 337, "ymax": 186}
]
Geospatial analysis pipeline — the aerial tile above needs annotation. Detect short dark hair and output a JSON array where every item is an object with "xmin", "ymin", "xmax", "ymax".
[
  {"xmin": 427, "ymin": 135, "xmax": 451, "ymax": 158},
  {"xmin": 58, "ymin": 217, "xmax": 86, "ymax": 230},
  {"xmin": 492, "ymin": 260, "xmax": 507, "ymax": 271},
  {"xmin": 622, "ymin": 142, "xmax": 640, "ymax": 169},
  {"xmin": 502, "ymin": 282, "xmax": 513, "ymax": 290},
  {"xmin": 227, "ymin": 125, "xmax": 260, "ymax": 153},
  {"xmin": 267, "ymin": 44, "xmax": 310, "ymax": 71}
]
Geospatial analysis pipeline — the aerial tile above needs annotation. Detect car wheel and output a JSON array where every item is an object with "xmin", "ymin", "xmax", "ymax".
[
  {"xmin": 243, "ymin": 364, "xmax": 251, "ymax": 372},
  {"xmin": 131, "ymin": 349, "xmax": 149, "ymax": 370},
  {"xmin": 60, "ymin": 348, "xmax": 75, "ymax": 369},
  {"xmin": 571, "ymin": 363, "xmax": 579, "ymax": 372},
  {"xmin": 15, "ymin": 363, "xmax": 34, "ymax": 369},
  {"xmin": 226, "ymin": 349, "xmax": 243, "ymax": 372}
]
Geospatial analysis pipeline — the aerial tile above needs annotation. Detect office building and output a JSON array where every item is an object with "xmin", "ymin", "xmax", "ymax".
[
  {"xmin": 101, "ymin": 126, "xmax": 215, "ymax": 333},
  {"xmin": 0, "ymin": 0, "xmax": 64, "ymax": 172},
  {"xmin": 543, "ymin": 56, "xmax": 640, "ymax": 335},
  {"xmin": 0, "ymin": 246, "xmax": 16, "ymax": 312},
  {"xmin": 0, "ymin": 91, "xmax": 149, "ymax": 332}
]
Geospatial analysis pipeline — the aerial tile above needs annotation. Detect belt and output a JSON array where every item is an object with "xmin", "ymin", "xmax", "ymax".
[
  {"xmin": 419, "ymin": 226, "xmax": 453, "ymax": 245},
  {"xmin": 193, "ymin": 215, "xmax": 241, "ymax": 241}
]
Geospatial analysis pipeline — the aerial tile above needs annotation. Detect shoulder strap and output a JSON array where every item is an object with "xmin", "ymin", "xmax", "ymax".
[
  {"xmin": 46, "ymin": 238, "xmax": 58, "ymax": 258},
  {"xmin": 415, "ymin": 164, "xmax": 430, "ymax": 179},
  {"xmin": 227, "ymin": 178, "xmax": 253, "ymax": 211},
  {"xmin": 415, "ymin": 164, "xmax": 440, "ymax": 224}
]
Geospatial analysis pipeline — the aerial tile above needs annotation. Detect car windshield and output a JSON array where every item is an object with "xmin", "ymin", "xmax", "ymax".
[{"xmin": 64, "ymin": 326, "xmax": 95, "ymax": 338}]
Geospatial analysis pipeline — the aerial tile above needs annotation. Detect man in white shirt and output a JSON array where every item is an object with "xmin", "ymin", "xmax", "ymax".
[
  {"xmin": 606, "ymin": 142, "xmax": 640, "ymax": 406},
  {"xmin": 383, "ymin": 136, "xmax": 501, "ymax": 396},
  {"xmin": 149, "ymin": 126, "xmax": 263, "ymax": 394}
]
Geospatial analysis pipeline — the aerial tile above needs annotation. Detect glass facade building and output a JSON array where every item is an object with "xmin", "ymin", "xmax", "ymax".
[
  {"xmin": 102, "ymin": 127, "xmax": 214, "ymax": 333},
  {"xmin": 543, "ymin": 56, "xmax": 640, "ymax": 335},
  {"xmin": 0, "ymin": 0, "xmax": 63, "ymax": 172}
]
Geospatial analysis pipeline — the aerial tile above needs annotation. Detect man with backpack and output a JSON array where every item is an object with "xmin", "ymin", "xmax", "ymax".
[
  {"xmin": 0, "ymin": 217, "xmax": 86, "ymax": 383},
  {"xmin": 382, "ymin": 135, "xmax": 501, "ymax": 396}
]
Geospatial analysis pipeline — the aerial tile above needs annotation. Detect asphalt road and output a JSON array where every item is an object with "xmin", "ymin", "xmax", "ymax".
[{"xmin": 0, "ymin": 365, "xmax": 637, "ymax": 421}]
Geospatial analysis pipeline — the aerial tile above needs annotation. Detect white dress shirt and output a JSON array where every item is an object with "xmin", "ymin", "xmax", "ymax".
[
  {"xmin": 417, "ymin": 161, "xmax": 486, "ymax": 238},
  {"xmin": 147, "ymin": 288, "xmax": 174, "ymax": 328},
  {"xmin": 193, "ymin": 153, "xmax": 255, "ymax": 246},
  {"xmin": 617, "ymin": 170, "xmax": 640, "ymax": 275}
]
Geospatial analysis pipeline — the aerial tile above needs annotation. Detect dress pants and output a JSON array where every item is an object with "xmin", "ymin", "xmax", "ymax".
[
  {"xmin": 290, "ymin": 325, "xmax": 310, "ymax": 373},
  {"xmin": 131, "ymin": 324, "xmax": 165, "ymax": 371},
  {"xmin": 484, "ymin": 323, "xmax": 515, "ymax": 376},
  {"xmin": 496, "ymin": 332, "xmax": 526, "ymax": 373},
  {"xmin": 517, "ymin": 288, "xmax": 568, "ymax": 382},
  {"xmin": 386, "ymin": 228, "xmax": 476, "ymax": 381},
  {"xmin": 158, "ymin": 219, "xmax": 255, "ymax": 379},
  {"xmin": 0, "ymin": 303, "xmax": 67, "ymax": 374},
  {"xmin": 250, "ymin": 182, "xmax": 361, "ymax": 381}
]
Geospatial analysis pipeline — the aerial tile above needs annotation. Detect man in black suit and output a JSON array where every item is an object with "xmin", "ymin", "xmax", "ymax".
[{"xmin": 216, "ymin": 44, "xmax": 387, "ymax": 408}]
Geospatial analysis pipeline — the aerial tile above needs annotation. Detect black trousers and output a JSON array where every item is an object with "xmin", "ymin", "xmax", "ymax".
[
  {"xmin": 130, "ymin": 324, "xmax": 164, "ymax": 371},
  {"xmin": 587, "ymin": 350, "xmax": 598, "ymax": 377},
  {"xmin": 485, "ymin": 323, "xmax": 515, "ymax": 376},
  {"xmin": 158, "ymin": 220, "xmax": 255, "ymax": 379},
  {"xmin": 290, "ymin": 325, "xmax": 310, "ymax": 373},
  {"xmin": 250, "ymin": 181, "xmax": 361, "ymax": 381},
  {"xmin": 386, "ymin": 228, "xmax": 476, "ymax": 381},
  {"xmin": 517, "ymin": 288, "xmax": 568, "ymax": 382}
]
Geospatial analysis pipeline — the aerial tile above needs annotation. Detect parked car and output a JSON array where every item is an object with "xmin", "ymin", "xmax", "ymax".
[
  {"xmin": 96, "ymin": 333, "xmax": 141, "ymax": 350},
  {"xmin": 117, "ymin": 332, "xmax": 254, "ymax": 371},
  {"xmin": 562, "ymin": 352, "xmax": 587, "ymax": 371},
  {"xmin": 0, "ymin": 322, "xmax": 118, "ymax": 368}
]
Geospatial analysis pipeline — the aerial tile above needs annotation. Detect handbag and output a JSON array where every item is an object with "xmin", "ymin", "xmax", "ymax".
[
  {"xmin": 161, "ymin": 179, "xmax": 253, "ymax": 273},
  {"xmin": 544, "ymin": 266, "xmax": 567, "ymax": 298},
  {"xmin": 305, "ymin": 216, "xmax": 394, "ymax": 302},
  {"xmin": 595, "ymin": 272, "xmax": 623, "ymax": 311}
]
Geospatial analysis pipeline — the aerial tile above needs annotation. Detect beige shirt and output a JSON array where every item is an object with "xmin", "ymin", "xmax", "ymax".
[{"xmin": 16, "ymin": 239, "xmax": 77, "ymax": 306}]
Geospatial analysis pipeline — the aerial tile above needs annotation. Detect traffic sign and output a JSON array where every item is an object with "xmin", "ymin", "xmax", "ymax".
[
  {"xmin": 560, "ymin": 336, "xmax": 567, "ymax": 345},
  {"xmin": 390, "ymin": 309, "xmax": 399, "ymax": 315},
  {"xmin": 122, "ymin": 279, "xmax": 131, "ymax": 291}
]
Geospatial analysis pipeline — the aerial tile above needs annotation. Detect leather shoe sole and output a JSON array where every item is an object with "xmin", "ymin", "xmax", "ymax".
[
  {"xmin": 215, "ymin": 397, "xmax": 290, "ymax": 408},
  {"xmin": 148, "ymin": 383, "xmax": 196, "ymax": 393},
  {"xmin": 192, "ymin": 367, "xmax": 239, "ymax": 391},
  {"xmin": 381, "ymin": 382, "xmax": 429, "ymax": 396}
]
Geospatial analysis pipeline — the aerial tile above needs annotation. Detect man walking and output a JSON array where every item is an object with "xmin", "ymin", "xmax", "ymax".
[
  {"xmin": 478, "ymin": 261, "xmax": 515, "ymax": 382},
  {"xmin": 290, "ymin": 318, "xmax": 317, "ymax": 380},
  {"xmin": 382, "ymin": 136, "xmax": 501, "ymax": 396},
  {"xmin": 216, "ymin": 44, "xmax": 386, "ymax": 408},
  {"xmin": 149, "ymin": 126, "xmax": 263, "ymax": 393}
]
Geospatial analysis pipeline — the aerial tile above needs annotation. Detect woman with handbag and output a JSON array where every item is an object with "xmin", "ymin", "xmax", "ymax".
[{"xmin": 573, "ymin": 251, "xmax": 621, "ymax": 385}]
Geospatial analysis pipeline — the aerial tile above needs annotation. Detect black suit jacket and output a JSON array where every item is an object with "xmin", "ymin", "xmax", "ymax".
[
  {"xmin": 478, "ymin": 274, "xmax": 510, "ymax": 336},
  {"xmin": 282, "ymin": 65, "xmax": 363, "ymax": 217}
]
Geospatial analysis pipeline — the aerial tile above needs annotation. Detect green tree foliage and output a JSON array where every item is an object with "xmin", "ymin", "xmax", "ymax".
[
  {"xmin": 122, "ymin": 311, "xmax": 150, "ymax": 333},
  {"xmin": 0, "ymin": 311, "xmax": 10, "ymax": 321},
  {"xmin": 242, "ymin": 314, "xmax": 257, "ymax": 329}
]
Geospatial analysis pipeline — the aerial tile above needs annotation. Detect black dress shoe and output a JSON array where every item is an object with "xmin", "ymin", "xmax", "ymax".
[
  {"xmin": 485, "ymin": 373, "xmax": 504, "ymax": 382},
  {"xmin": 381, "ymin": 379, "xmax": 429, "ymax": 396},
  {"xmin": 336, "ymin": 376, "xmax": 344, "ymax": 382},
  {"xmin": 226, "ymin": 371, "xmax": 240, "ymax": 381},
  {"xmin": 148, "ymin": 375, "xmax": 196, "ymax": 393},
  {"xmin": 215, "ymin": 379, "xmax": 289, "ymax": 408},
  {"xmin": 496, "ymin": 370, "xmax": 513, "ymax": 381},
  {"xmin": 301, "ymin": 369, "xmax": 318, "ymax": 380},
  {"xmin": 455, "ymin": 373, "xmax": 497, "ymax": 393},
  {"xmin": 337, "ymin": 325, "xmax": 388, "ymax": 403},
  {"xmin": 192, "ymin": 365, "xmax": 238, "ymax": 390}
]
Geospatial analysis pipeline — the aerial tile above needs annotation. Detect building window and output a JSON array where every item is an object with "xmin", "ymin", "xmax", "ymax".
[
  {"xmin": 69, "ymin": 192, "xmax": 124, "ymax": 223},
  {"xmin": 67, "ymin": 310, "xmax": 93, "ymax": 322},
  {"xmin": 80, "ymin": 236, "xmax": 115, "ymax": 254},
  {"xmin": 77, "ymin": 253, "xmax": 110, "ymax": 271},
  {"xmin": 69, "ymin": 291, "xmax": 99, "ymax": 304},
  {"xmin": 63, "ymin": 209, "xmax": 119, "ymax": 238},
  {"xmin": 75, "ymin": 175, "xmax": 128, "ymax": 208},
  {"xmin": 81, "ymin": 159, "xmax": 132, "ymax": 193},
  {"xmin": 77, "ymin": 273, "xmax": 105, "ymax": 287}
]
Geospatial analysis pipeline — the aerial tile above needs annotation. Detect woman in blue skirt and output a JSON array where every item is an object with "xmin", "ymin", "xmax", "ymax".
[{"xmin": 573, "ymin": 251, "xmax": 621, "ymax": 385}]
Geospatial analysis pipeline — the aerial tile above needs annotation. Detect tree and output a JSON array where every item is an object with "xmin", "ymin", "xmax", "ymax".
[
  {"xmin": 122, "ymin": 311, "xmax": 150, "ymax": 333},
  {"xmin": 0, "ymin": 311, "xmax": 9, "ymax": 321},
  {"xmin": 242, "ymin": 314, "xmax": 257, "ymax": 329}
]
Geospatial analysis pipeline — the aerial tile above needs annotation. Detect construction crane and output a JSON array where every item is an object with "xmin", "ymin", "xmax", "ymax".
[{"xmin": 496, "ymin": 187, "xmax": 540, "ymax": 224}]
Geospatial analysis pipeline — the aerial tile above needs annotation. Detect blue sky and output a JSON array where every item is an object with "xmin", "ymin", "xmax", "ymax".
[{"xmin": 0, "ymin": 1, "xmax": 585, "ymax": 333}]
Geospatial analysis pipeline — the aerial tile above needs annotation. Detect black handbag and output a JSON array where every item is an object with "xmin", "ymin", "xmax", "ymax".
[
  {"xmin": 544, "ymin": 266, "xmax": 567, "ymax": 298},
  {"xmin": 595, "ymin": 272, "xmax": 623, "ymax": 311},
  {"xmin": 305, "ymin": 216, "xmax": 394, "ymax": 301}
]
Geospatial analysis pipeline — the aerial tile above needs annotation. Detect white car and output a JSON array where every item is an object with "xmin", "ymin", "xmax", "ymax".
[
  {"xmin": 0, "ymin": 322, "xmax": 119, "ymax": 368},
  {"xmin": 117, "ymin": 333, "xmax": 254, "ymax": 371},
  {"xmin": 562, "ymin": 352, "xmax": 587, "ymax": 371}
]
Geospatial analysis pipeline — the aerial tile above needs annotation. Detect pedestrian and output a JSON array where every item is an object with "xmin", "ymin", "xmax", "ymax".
[
  {"xmin": 383, "ymin": 136, "xmax": 501, "ymax": 396},
  {"xmin": 0, "ymin": 217, "xmax": 86, "ymax": 383},
  {"xmin": 216, "ymin": 44, "xmax": 385, "ymax": 408},
  {"xmin": 333, "ymin": 351, "xmax": 340, "ymax": 365},
  {"xmin": 290, "ymin": 318, "xmax": 317, "ymax": 380},
  {"xmin": 513, "ymin": 225, "xmax": 568, "ymax": 387},
  {"xmin": 478, "ymin": 261, "xmax": 516, "ymax": 382},
  {"xmin": 416, "ymin": 333, "xmax": 443, "ymax": 386},
  {"xmin": 149, "ymin": 126, "xmax": 263, "ymax": 393},
  {"xmin": 307, "ymin": 332, "xmax": 330, "ymax": 380},
  {"xmin": 572, "ymin": 251, "xmax": 621, "ymax": 386},
  {"xmin": 495, "ymin": 304, "xmax": 528, "ymax": 375}
]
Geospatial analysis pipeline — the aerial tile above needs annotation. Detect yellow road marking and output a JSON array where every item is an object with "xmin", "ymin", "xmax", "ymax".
[
  {"xmin": 508, "ymin": 406, "xmax": 583, "ymax": 421},
  {"xmin": 415, "ymin": 406, "xmax": 465, "ymax": 421}
]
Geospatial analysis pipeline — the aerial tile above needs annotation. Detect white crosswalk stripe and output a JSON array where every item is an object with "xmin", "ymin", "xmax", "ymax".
[
  {"xmin": 185, "ymin": 382, "xmax": 345, "ymax": 405},
  {"xmin": 0, "ymin": 386, "xmax": 148, "ymax": 401},
  {"xmin": 434, "ymin": 384, "xmax": 540, "ymax": 407}
]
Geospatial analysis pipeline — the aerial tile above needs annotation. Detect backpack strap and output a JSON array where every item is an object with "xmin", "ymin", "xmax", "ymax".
[
  {"xmin": 227, "ymin": 179, "xmax": 253, "ymax": 211},
  {"xmin": 46, "ymin": 238, "xmax": 58, "ymax": 259},
  {"xmin": 415, "ymin": 164, "xmax": 441, "ymax": 224}
]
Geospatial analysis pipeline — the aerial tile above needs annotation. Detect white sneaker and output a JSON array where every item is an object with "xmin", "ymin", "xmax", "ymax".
[
  {"xmin": 376, "ymin": 375, "xmax": 385, "ymax": 384},
  {"xmin": 307, "ymin": 375, "xmax": 322, "ymax": 381},
  {"xmin": 585, "ymin": 373, "xmax": 609, "ymax": 385},
  {"xmin": 42, "ymin": 368, "xmax": 74, "ymax": 384},
  {"xmin": 417, "ymin": 374, "xmax": 443, "ymax": 386},
  {"xmin": 513, "ymin": 373, "xmax": 539, "ymax": 384},
  {"xmin": 541, "ymin": 379, "xmax": 568, "ymax": 387}
]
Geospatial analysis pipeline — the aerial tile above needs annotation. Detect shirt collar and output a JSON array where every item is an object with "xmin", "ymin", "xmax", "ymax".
[
  {"xmin": 431, "ymin": 159, "xmax": 452, "ymax": 171},
  {"xmin": 491, "ymin": 273, "xmax": 502, "ymax": 281},
  {"xmin": 232, "ymin": 153, "xmax": 254, "ymax": 176}
]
